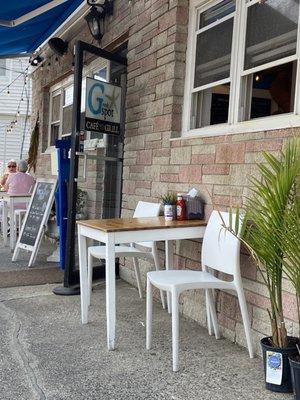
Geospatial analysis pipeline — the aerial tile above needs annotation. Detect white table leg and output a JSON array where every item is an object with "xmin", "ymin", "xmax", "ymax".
[
  {"xmin": 78, "ymin": 228, "xmax": 89, "ymax": 324},
  {"xmin": 9, "ymin": 198, "xmax": 14, "ymax": 251},
  {"xmin": 106, "ymin": 233, "xmax": 116, "ymax": 350},
  {"xmin": 166, "ymin": 240, "xmax": 174, "ymax": 314},
  {"xmin": 2, "ymin": 200, "xmax": 8, "ymax": 246}
]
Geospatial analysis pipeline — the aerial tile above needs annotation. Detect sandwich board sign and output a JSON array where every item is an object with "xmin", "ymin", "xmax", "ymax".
[
  {"xmin": 12, "ymin": 178, "xmax": 57, "ymax": 267},
  {"xmin": 85, "ymin": 77, "xmax": 121, "ymax": 135}
]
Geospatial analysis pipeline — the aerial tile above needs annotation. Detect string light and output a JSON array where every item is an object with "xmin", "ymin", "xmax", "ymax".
[
  {"xmin": 5, "ymin": 72, "xmax": 29, "ymax": 134},
  {"xmin": 0, "ymin": 65, "xmax": 30, "ymax": 95}
]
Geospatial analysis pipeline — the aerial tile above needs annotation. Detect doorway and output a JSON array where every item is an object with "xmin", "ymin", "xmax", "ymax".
[{"xmin": 58, "ymin": 40, "xmax": 127, "ymax": 292}]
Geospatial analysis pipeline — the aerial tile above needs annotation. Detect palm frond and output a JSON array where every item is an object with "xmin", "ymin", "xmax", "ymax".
[{"xmin": 224, "ymin": 137, "xmax": 300, "ymax": 347}]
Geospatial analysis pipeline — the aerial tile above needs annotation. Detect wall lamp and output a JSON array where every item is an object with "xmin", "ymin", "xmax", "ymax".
[
  {"xmin": 30, "ymin": 55, "xmax": 44, "ymax": 66},
  {"xmin": 48, "ymin": 37, "xmax": 68, "ymax": 56},
  {"xmin": 85, "ymin": 0, "xmax": 113, "ymax": 41}
]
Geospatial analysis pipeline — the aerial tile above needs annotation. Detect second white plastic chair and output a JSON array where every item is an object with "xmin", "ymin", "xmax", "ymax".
[
  {"xmin": 14, "ymin": 208, "xmax": 27, "ymax": 239},
  {"xmin": 86, "ymin": 201, "xmax": 166, "ymax": 315},
  {"xmin": 146, "ymin": 210, "xmax": 254, "ymax": 372}
]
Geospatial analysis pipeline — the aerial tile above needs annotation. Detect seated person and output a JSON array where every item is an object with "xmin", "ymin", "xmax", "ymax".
[
  {"xmin": 0, "ymin": 160, "xmax": 35, "ymax": 228},
  {"xmin": 4, "ymin": 160, "xmax": 35, "ymax": 195},
  {"xmin": 0, "ymin": 160, "xmax": 17, "ymax": 190}
]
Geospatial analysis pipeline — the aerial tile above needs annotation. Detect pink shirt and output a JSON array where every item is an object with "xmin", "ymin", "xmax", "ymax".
[{"xmin": 6, "ymin": 172, "xmax": 35, "ymax": 195}]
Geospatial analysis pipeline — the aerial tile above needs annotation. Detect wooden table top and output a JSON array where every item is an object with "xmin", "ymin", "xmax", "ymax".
[{"xmin": 77, "ymin": 216, "xmax": 206, "ymax": 233}]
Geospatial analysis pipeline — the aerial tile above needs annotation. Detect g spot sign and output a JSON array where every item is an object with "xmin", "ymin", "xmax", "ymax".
[{"xmin": 85, "ymin": 77, "xmax": 121, "ymax": 135}]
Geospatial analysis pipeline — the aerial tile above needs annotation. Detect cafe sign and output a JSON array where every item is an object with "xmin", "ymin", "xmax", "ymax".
[{"xmin": 85, "ymin": 77, "xmax": 121, "ymax": 135}]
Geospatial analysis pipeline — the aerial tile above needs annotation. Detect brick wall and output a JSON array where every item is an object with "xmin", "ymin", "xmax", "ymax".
[
  {"xmin": 117, "ymin": 0, "xmax": 300, "ymax": 355},
  {"xmin": 31, "ymin": 20, "xmax": 107, "ymax": 218},
  {"xmin": 31, "ymin": 0, "xmax": 300, "ymax": 355}
]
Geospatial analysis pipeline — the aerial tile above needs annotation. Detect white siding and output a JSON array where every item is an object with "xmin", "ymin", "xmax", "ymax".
[{"xmin": 0, "ymin": 58, "xmax": 31, "ymax": 173}]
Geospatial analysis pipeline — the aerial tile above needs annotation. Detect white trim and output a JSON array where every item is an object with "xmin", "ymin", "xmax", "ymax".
[
  {"xmin": 242, "ymin": 55, "xmax": 297, "ymax": 77},
  {"xmin": 196, "ymin": 12, "xmax": 234, "ymax": 35},
  {"xmin": 0, "ymin": 0, "xmax": 68, "ymax": 27},
  {"xmin": 229, "ymin": 0, "xmax": 243, "ymax": 124},
  {"xmin": 246, "ymin": 0, "xmax": 263, "ymax": 8},
  {"xmin": 192, "ymin": 77, "xmax": 231, "ymax": 93},
  {"xmin": 182, "ymin": 0, "xmax": 199, "ymax": 135},
  {"xmin": 180, "ymin": 113, "xmax": 300, "ymax": 140},
  {"xmin": 294, "ymin": 2, "xmax": 300, "ymax": 114}
]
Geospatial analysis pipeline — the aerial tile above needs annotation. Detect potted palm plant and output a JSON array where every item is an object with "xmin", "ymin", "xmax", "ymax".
[
  {"xmin": 223, "ymin": 137, "xmax": 300, "ymax": 393},
  {"xmin": 280, "ymin": 182, "xmax": 300, "ymax": 399}
]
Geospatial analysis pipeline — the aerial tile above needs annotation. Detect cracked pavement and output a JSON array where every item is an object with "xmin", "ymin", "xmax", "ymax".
[{"xmin": 0, "ymin": 281, "xmax": 292, "ymax": 400}]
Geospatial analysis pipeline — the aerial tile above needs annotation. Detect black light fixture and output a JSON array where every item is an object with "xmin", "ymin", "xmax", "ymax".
[
  {"xmin": 48, "ymin": 37, "xmax": 68, "ymax": 56},
  {"xmin": 30, "ymin": 55, "xmax": 44, "ymax": 66},
  {"xmin": 85, "ymin": 0, "xmax": 113, "ymax": 41}
]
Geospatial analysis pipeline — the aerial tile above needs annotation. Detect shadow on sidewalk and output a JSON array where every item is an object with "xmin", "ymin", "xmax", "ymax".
[{"xmin": 0, "ymin": 237, "xmax": 63, "ymax": 288}]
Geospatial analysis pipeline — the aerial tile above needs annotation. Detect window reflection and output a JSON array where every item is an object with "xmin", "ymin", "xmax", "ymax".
[{"xmin": 247, "ymin": 61, "xmax": 295, "ymax": 120}]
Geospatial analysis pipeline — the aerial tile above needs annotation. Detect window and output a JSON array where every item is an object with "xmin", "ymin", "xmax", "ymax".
[
  {"xmin": 49, "ymin": 90, "xmax": 61, "ymax": 146},
  {"xmin": 183, "ymin": 0, "xmax": 300, "ymax": 137},
  {"xmin": 46, "ymin": 60, "xmax": 109, "ymax": 150},
  {"xmin": 0, "ymin": 59, "xmax": 6, "ymax": 76},
  {"xmin": 62, "ymin": 85, "xmax": 73, "ymax": 135}
]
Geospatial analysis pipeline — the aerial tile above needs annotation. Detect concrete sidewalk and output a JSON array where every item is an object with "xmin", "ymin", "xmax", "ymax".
[
  {"xmin": 0, "ymin": 238, "xmax": 63, "ymax": 288},
  {"xmin": 0, "ymin": 280, "xmax": 291, "ymax": 400}
]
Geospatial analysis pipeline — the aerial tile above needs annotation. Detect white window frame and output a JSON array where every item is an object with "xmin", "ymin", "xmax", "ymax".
[
  {"xmin": 181, "ymin": 0, "xmax": 300, "ymax": 139},
  {"xmin": 0, "ymin": 59, "xmax": 7, "ymax": 77},
  {"xmin": 45, "ymin": 58, "xmax": 109, "ymax": 152},
  {"xmin": 0, "ymin": 59, "xmax": 11, "ymax": 82}
]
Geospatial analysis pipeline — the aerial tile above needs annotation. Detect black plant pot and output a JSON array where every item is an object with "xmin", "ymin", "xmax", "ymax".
[
  {"xmin": 290, "ymin": 355, "xmax": 300, "ymax": 399},
  {"xmin": 261, "ymin": 336, "xmax": 299, "ymax": 393}
]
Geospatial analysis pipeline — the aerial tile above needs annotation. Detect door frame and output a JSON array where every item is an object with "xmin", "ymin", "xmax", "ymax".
[{"xmin": 56, "ymin": 40, "xmax": 127, "ymax": 294}]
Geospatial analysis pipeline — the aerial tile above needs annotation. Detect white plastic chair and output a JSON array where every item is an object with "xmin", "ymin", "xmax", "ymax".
[
  {"xmin": 146, "ymin": 210, "xmax": 254, "ymax": 372},
  {"xmin": 86, "ymin": 201, "xmax": 166, "ymax": 312},
  {"xmin": 13, "ymin": 208, "xmax": 27, "ymax": 239}
]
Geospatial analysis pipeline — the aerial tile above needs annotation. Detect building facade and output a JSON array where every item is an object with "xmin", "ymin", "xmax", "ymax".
[
  {"xmin": 31, "ymin": 0, "xmax": 299, "ymax": 355},
  {"xmin": 0, "ymin": 58, "xmax": 31, "ymax": 172}
]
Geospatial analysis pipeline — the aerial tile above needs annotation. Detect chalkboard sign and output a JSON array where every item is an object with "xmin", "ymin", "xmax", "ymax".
[{"xmin": 12, "ymin": 179, "xmax": 57, "ymax": 267}]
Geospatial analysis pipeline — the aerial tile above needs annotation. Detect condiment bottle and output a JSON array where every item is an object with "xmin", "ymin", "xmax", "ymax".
[{"xmin": 176, "ymin": 193, "xmax": 186, "ymax": 220}]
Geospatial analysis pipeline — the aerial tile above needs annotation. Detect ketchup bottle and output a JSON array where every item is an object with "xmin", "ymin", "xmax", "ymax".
[{"xmin": 176, "ymin": 194, "xmax": 186, "ymax": 220}]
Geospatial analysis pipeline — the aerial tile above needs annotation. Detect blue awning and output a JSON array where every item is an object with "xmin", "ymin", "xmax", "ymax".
[{"xmin": 0, "ymin": 0, "xmax": 84, "ymax": 57}]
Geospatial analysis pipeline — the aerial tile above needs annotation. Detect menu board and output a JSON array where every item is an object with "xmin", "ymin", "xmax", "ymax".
[
  {"xmin": 20, "ymin": 182, "xmax": 55, "ymax": 246},
  {"xmin": 13, "ymin": 179, "xmax": 57, "ymax": 267}
]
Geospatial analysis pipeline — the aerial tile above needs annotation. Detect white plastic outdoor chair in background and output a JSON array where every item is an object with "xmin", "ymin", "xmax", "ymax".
[
  {"xmin": 13, "ymin": 208, "xmax": 27, "ymax": 239},
  {"xmin": 146, "ymin": 210, "xmax": 254, "ymax": 372},
  {"xmin": 85, "ymin": 201, "xmax": 166, "ymax": 319}
]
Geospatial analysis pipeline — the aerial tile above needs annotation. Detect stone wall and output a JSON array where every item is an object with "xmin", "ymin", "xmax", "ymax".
[
  {"xmin": 31, "ymin": 0, "xmax": 300, "ymax": 355},
  {"xmin": 31, "ymin": 19, "xmax": 107, "ymax": 218},
  {"xmin": 117, "ymin": 0, "xmax": 300, "ymax": 356}
]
